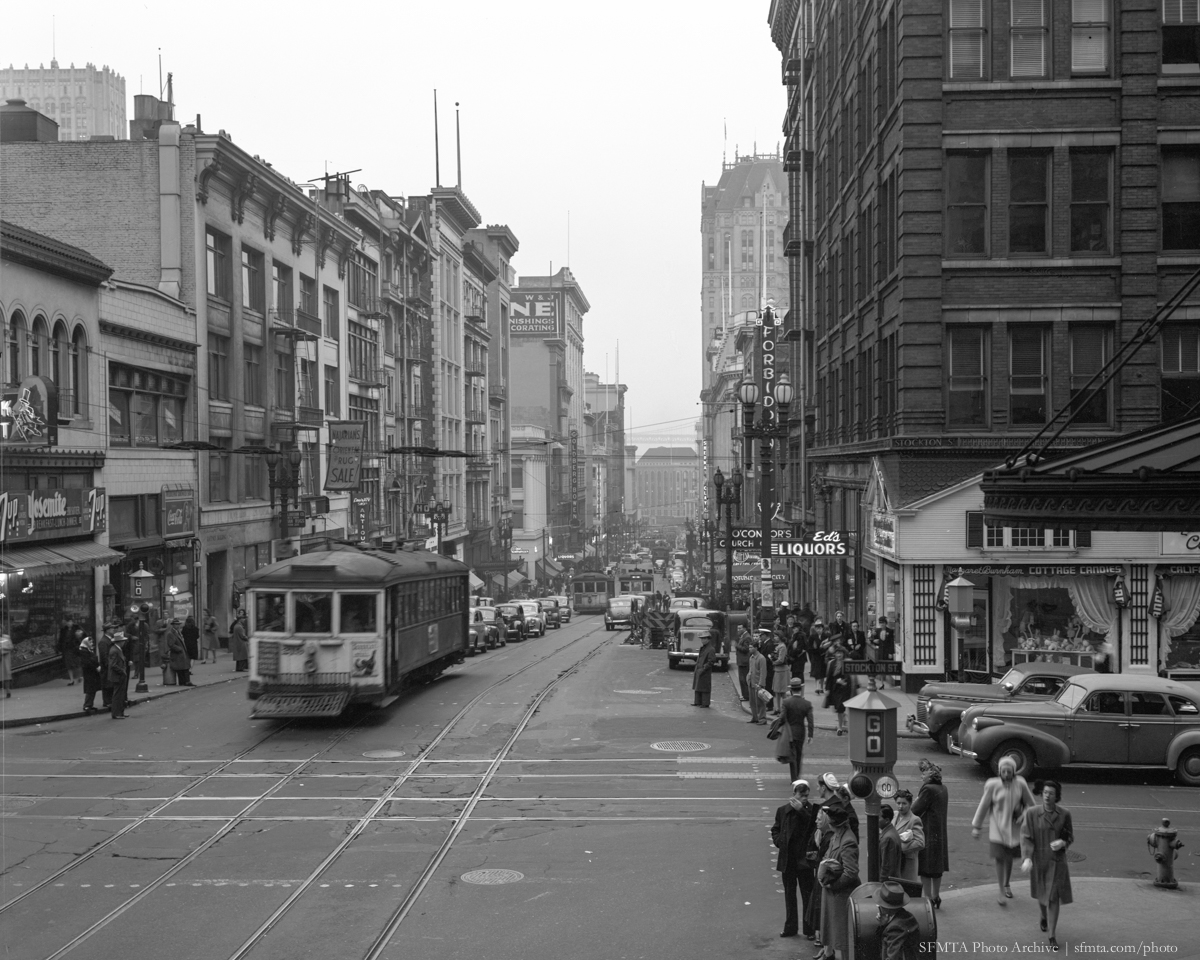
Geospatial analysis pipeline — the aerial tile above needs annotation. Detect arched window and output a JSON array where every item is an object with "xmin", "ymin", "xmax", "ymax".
[
  {"xmin": 7, "ymin": 311, "xmax": 26, "ymax": 384},
  {"xmin": 71, "ymin": 327, "xmax": 87, "ymax": 417},
  {"xmin": 31, "ymin": 315, "xmax": 48, "ymax": 378},
  {"xmin": 52, "ymin": 321, "xmax": 69, "ymax": 386}
]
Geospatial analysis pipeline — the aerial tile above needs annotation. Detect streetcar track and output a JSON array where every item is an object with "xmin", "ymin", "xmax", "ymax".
[
  {"xmin": 8, "ymin": 621, "xmax": 606, "ymax": 960},
  {"xmin": 225, "ymin": 624, "xmax": 609, "ymax": 960}
]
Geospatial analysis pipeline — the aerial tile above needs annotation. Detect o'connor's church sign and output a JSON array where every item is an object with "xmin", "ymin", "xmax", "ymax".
[{"xmin": 0, "ymin": 375, "xmax": 59, "ymax": 446}]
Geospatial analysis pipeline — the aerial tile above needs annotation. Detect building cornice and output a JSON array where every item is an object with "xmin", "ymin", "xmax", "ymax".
[
  {"xmin": 99, "ymin": 319, "xmax": 198, "ymax": 355},
  {"xmin": 1, "ymin": 219, "xmax": 113, "ymax": 286}
]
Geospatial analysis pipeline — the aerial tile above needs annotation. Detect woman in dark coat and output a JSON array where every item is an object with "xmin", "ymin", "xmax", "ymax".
[
  {"xmin": 58, "ymin": 618, "xmax": 82, "ymax": 685},
  {"xmin": 822, "ymin": 641, "xmax": 851, "ymax": 735},
  {"xmin": 914, "ymin": 757, "xmax": 950, "ymax": 908},
  {"xmin": 181, "ymin": 616, "xmax": 201, "ymax": 664},
  {"xmin": 816, "ymin": 797, "xmax": 860, "ymax": 959},
  {"xmin": 1021, "ymin": 779, "xmax": 1074, "ymax": 949},
  {"xmin": 808, "ymin": 620, "xmax": 828, "ymax": 694}
]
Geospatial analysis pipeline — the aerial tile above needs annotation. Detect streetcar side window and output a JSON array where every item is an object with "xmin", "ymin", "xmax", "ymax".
[
  {"xmin": 294, "ymin": 592, "xmax": 332, "ymax": 633},
  {"xmin": 255, "ymin": 592, "xmax": 287, "ymax": 633},
  {"xmin": 340, "ymin": 593, "xmax": 377, "ymax": 634}
]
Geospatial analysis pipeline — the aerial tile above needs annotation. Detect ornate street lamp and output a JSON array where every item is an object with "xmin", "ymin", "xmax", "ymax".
[
  {"xmin": 264, "ymin": 446, "xmax": 304, "ymax": 543},
  {"xmin": 712, "ymin": 465, "xmax": 743, "ymax": 613},
  {"xmin": 739, "ymin": 364, "xmax": 794, "ymax": 624}
]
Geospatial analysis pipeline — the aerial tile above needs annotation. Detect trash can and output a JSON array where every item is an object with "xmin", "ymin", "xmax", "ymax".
[{"xmin": 847, "ymin": 881, "xmax": 937, "ymax": 960}]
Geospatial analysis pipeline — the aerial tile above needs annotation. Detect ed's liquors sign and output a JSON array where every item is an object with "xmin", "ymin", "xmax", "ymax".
[{"xmin": 0, "ymin": 488, "xmax": 107, "ymax": 543}]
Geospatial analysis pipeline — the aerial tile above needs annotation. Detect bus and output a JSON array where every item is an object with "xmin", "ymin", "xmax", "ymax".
[{"xmin": 244, "ymin": 542, "xmax": 469, "ymax": 718}]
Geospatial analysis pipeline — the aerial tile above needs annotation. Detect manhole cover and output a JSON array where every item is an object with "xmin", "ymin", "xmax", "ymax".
[
  {"xmin": 362, "ymin": 750, "xmax": 406, "ymax": 759},
  {"xmin": 1, "ymin": 798, "xmax": 36, "ymax": 816},
  {"xmin": 90, "ymin": 747, "xmax": 122, "ymax": 755},
  {"xmin": 461, "ymin": 869, "xmax": 524, "ymax": 885},
  {"xmin": 613, "ymin": 689, "xmax": 660, "ymax": 695},
  {"xmin": 1067, "ymin": 850, "xmax": 1086, "ymax": 863},
  {"xmin": 651, "ymin": 740, "xmax": 710, "ymax": 752}
]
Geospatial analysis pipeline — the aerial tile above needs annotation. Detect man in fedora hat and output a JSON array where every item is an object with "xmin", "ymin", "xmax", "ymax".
[
  {"xmin": 780, "ymin": 676, "xmax": 815, "ymax": 781},
  {"xmin": 875, "ymin": 881, "xmax": 922, "ymax": 960}
]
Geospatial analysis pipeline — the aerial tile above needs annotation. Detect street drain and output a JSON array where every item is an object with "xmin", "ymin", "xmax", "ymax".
[
  {"xmin": 461, "ymin": 869, "xmax": 523, "ymax": 885},
  {"xmin": 651, "ymin": 740, "xmax": 710, "ymax": 753},
  {"xmin": 1067, "ymin": 850, "xmax": 1086, "ymax": 863},
  {"xmin": 362, "ymin": 750, "xmax": 406, "ymax": 759}
]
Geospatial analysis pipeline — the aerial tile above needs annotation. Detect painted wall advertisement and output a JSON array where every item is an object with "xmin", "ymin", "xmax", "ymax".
[
  {"xmin": 0, "ymin": 487, "xmax": 107, "ymax": 544},
  {"xmin": 510, "ymin": 291, "xmax": 562, "ymax": 337},
  {"xmin": 1162, "ymin": 533, "xmax": 1200, "ymax": 557},
  {"xmin": 324, "ymin": 421, "xmax": 365, "ymax": 491}
]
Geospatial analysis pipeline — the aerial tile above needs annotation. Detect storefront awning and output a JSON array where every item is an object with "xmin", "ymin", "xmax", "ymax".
[
  {"xmin": 506, "ymin": 570, "xmax": 526, "ymax": 588},
  {"xmin": 539, "ymin": 557, "xmax": 563, "ymax": 577},
  {"xmin": 982, "ymin": 414, "xmax": 1200, "ymax": 530},
  {"xmin": 469, "ymin": 570, "xmax": 484, "ymax": 591},
  {"xmin": 0, "ymin": 540, "xmax": 123, "ymax": 577}
]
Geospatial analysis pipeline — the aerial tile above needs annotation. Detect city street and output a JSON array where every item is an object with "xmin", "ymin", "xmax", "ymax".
[{"xmin": 2, "ymin": 614, "xmax": 1198, "ymax": 960}]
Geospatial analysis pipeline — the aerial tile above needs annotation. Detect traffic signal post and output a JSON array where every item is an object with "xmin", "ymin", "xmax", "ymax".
[{"xmin": 844, "ymin": 689, "xmax": 900, "ymax": 884}]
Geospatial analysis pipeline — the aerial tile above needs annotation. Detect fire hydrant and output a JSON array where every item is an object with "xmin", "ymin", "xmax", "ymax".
[{"xmin": 1147, "ymin": 818, "xmax": 1185, "ymax": 889}]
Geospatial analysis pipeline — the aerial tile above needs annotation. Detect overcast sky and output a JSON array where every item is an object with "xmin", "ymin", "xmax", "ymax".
[{"xmin": 3, "ymin": 1, "xmax": 784, "ymax": 446}]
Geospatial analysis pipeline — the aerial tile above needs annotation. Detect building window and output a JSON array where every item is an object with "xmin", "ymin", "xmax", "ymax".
[
  {"xmin": 208, "ymin": 334, "xmax": 230, "ymax": 401},
  {"xmin": 1069, "ymin": 326, "xmax": 1110, "ymax": 424},
  {"xmin": 1011, "ymin": 0, "xmax": 1048, "ymax": 78},
  {"xmin": 71, "ymin": 328, "xmax": 86, "ymax": 416},
  {"xmin": 949, "ymin": 0, "xmax": 987, "ymax": 80},
  {"xmin": 244, "ymin": 450, "xmax": 266, "ymax": 501},
  {"xmin": 205, "ymin": 228, "xmax": 231, "ymax": 300},
  {"xmin": 948, "ymin": 326, "xmax": 988, "ymax": 426},
  {"xmin": 108, "ymin": 363, "xmax": 187, "ymax": 448},
  {"xmin": 324, "ymin": 364, "xmax": 340, "ymax": 417},
  {"xmin": 275, "ymin": 350, "xmax": 295, "ymax": 411},
  {"xmin": 512, "ymin": 463, "xmax": 524, "ymax": 489},
  {"xmin": 347, "ymin": 253, "xmax": 378, "ymax": 310},
  {"xmin": 5, "ymin": 311, "xmax": 23, "ymax": 384},
  {"xmin": 1161, "ymin": 325, "xmax": 1200, "ymax": 421},
  {"xmin": 241, "ymin": 246, "xmax": 264, "ymax": 312},
  {"xmin": 1010, "ymin": 327, "xmax": 1048, "ymax": 425},
  {"xmin": 272, "ymin": 262, "xmax": 292, "ymax": 318},
  {"xmin": 208, "ymin": 436, "xmax": 231, "ymax": 503},
  {"xmin": 1163, "ymin": 0, "xmax": 1200, "ymax": 72},
  {"xmin": 1073, "ymin": 0, "xmax": 1110, "ymax": 73},
  {"xmin": 323, "ymin": 285, "xmax": 340, "ymax": 340},
  {"xmin": 244, "ymin": 344, "xmax": 263, "ymax": 406},
  {"xmin": 946, "ymin": 153, "xmax": 989, "ymax": 256},
  {"xmin": 1162, "ymin": 148, "xmax": 1200, "ymax": 250},
  {"xmin": 1009, "ymin": 152, "xmax": 1050, "ymax": 255},
  {"xmin": 1070, "ymin": 151, "xmax": 1111, "ymax": 253},
  {"xmin": 300, "ymin": 274, "xmax": 316, "ymax": 315}
]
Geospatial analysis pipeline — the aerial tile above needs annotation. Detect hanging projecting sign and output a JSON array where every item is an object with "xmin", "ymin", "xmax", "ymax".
[
  {"xmin": 0, "ymin": 488, "xmax": 107, "ymax": 544},
  {"xmin": 0, "ymin": 376, "xmax": 59, "ymax": 446},
  {"xmin": 325, "ymin": 421, "xmax": 365, "ymax": 491},
  {"xmin": 162, "ymin": 487, "xmax": 196, "ymax": 539}
]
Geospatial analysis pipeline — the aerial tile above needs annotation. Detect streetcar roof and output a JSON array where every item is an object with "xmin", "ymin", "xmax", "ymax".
[{"xmin": 245, "ymin": 544, "xmax": 468, "ymax": 588}]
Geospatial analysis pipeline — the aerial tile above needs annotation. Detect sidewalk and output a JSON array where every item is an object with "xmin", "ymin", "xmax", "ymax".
[
  {"xmin": 0, "ymin": 653, "xmax": 243, "ymax": 729},
  {"xmin": 726, "ymin": 667, "xmax": 925, "ymax": 736}
]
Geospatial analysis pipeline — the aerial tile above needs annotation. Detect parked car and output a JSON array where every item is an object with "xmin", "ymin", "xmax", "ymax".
[
  {"xmin": 669, "ymin": 597, "xmax": 701, "ymax": 611},
  {"xmin": 605, "ymin": 596, "xmax": 635, "ymax": 631},
  {"xmin": 668, "ymin": 608, "xmax": 728, "ymax": 671},
  {"xmin": 495, "ymin": 603, "xmax": 528, "ymax": 642},
  {"xmin": 907, "ymin": 662, "xmax": 1091, "ymax": 752},
  {"xmin": 538, "ymin": 597, "xmax": 562, "ymax": 629},
  {"xmin": 469, "ymin": 606, "xmax": 504, "ymax": 651},
  {"xmin": 549, "ymin": 595, "xmax": 572, "ymax": 623},
  {"xmin": 518, "ymin": 600, "xmax": 546, "ymax": 637},
  {"xmin": 956, "ymin": 674, "xmax": 1200, "ymax": 786},
  {"xmin": 470, "ymin": 595, "xmax": 495, "ymax": 609}
]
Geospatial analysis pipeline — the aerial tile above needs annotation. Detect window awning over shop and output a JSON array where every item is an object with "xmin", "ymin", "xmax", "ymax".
[
  {"xmin": 469, "ymin": 571, "xmax": 484, "ymax": 591},
  {"xmin": 0, "ymin": 540, "xmax": 123, "ymax": 577},
  {"xmin": 981, "ymin": 415, "xmax": 1200, "ymax": 531},
  {"xmin": 539, "ymin": 557, "xmax": 563, "ymax": 577}
]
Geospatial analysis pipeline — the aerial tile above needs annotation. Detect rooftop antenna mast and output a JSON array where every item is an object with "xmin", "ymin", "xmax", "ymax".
[
  {"xmin": 433, "ymin": 90, "xmax": 441, "ymax": 187},
  {"xmin": 455, "ymin": 101, "xmax": 462, "ymax": 187}
]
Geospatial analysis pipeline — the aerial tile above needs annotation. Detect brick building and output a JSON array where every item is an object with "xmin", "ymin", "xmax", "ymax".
[{"xmin": 768, "ymin": 0, "xmax": 1200, "ymax": 684}]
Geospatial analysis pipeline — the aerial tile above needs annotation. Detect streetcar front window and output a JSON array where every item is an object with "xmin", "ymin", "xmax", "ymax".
[
  {"xmin": 340, "ymin": 593, "xmax": 378, "ymax": 634},
  {"xmin": 255, "ymin": 592, "xmax": 287, "ymax": 633},
  {"xmin": 294, "ymin": 592, "xmax": 332, "ymax": 633}
]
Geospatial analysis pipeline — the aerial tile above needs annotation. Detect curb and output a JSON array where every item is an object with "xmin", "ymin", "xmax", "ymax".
[{"xmin": 0, "ymin": 675, "xmax": 242, "ymax": 730}]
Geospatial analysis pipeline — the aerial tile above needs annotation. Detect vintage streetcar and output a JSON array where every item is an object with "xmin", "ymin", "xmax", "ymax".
[{"xmin": 244, "ymin": 542, "xmax": 469, "ymax": 718}]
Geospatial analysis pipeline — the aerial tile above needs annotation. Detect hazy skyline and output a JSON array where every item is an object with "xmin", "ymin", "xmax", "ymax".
[{"xmin": 2, "ymin": 1, "xmax": 785, "ymax": 446}]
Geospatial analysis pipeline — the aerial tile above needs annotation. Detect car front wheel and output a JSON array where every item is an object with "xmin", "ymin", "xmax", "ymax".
[
  {"xmin": 1176, "ymin": 746, "xmax": 1200, "ymax": 787},
  {"xmin": 990, "ymin": 739, "xmax": 1035, "ymax": 778}
]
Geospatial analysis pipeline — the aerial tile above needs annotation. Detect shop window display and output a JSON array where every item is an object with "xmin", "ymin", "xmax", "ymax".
[
  {"xmin": 0, "ymin": 571, "xmax": 95, "ymax": 672},
  {"xmin": 1157, "ymin": 576, "xmax": 1200, "ymax": 675},
  {"xmin": 995, "ymin": 579, "xmax": 1116, "ymax": 671}
]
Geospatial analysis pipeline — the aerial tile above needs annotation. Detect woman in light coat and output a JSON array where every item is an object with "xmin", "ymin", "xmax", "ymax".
[
  {"xmin": 972, "ymin": 754, "xmax": 1036, "ymax": 902},
  {"xmin": 893, "ymin": 789, "xmax": 925, "ymax": 882}
]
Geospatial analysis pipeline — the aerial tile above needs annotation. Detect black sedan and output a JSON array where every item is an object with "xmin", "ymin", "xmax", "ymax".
[{"xmin": 494, "ymin": 603, "xmax": 528, "ymax": 642}]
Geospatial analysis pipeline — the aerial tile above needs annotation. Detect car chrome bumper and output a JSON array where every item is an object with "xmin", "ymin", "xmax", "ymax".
[
  {"xmin": 957, "ymin": 746, "xmax": 978, "ymax": 760},
  {"xmin": 947, "ymin": 739, "xmax": 965, "ymax": 757}
]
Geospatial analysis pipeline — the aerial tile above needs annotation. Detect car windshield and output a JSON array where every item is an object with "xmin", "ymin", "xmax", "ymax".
[
  {"xmin": 1057, "ymin": 682, "xmax": 1089, "ymax": 710},
  {"xmin": 497, "ymin": 605, "xmax": 520, "ymax": 617},
  {"xmin": 538, "ymin": 600, "xmax": 557, "ymax": 610},
  {"xmin": 680, "ymin": 615, "xmax": 714, "ymax": 629},
  {"xmin": 609, "ymin": 600, "xmax": 632, "ymax": 611},
  {"xmin": 475, "ymin": 609, "xmax": 497, "ymax": 622}
]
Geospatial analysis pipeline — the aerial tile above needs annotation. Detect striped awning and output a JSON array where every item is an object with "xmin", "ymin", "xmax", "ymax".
[
  {"xmin": 0, "ymin": 540, "xmax": 123, "ymax": 577},
  {"xmin": 469, "ymin": 570, "xmax": 484, "ymax": 590}
]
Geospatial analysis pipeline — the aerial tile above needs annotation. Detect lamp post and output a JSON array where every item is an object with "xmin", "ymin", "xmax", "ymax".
[
  {"xmin": 426, "ymin": 497, "xmax": 452, "ymax": 555},
  {"xmin": 128, "ymin": 564, "xmax": 157, "ymax": 693},
  {"xmin": 947, "ymin": 572, "xmax": 976, "ymax": 681},
  {"xmin": 264, "ymin": 446, "xmax": 304, "ymax": 544},
  {"xmin": 499, "ymin": 517, "xmax": 513, "ymax": 602},
  {"xmin": 738, "ymin": 367, "xmax": 795, "ymax": 627},
  {"xmin": 712, "ymin": 465, "xmax": 743, "ymax": 612}
]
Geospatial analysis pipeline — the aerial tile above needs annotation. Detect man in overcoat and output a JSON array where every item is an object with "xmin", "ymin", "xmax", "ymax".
[
  {"xmin": 108, "ymin": 634, "xmax": 129, "ymax": 719},
  {"xmin": 692, "ymin": 631, "xmax": 716, "ymax": 707},
  {"xmin": 97, "ymin": 623, "xmax": 116, "ymax": 709},
  {"xmin": 780, "ymin": 677, "xmax": 815, "ymax": 781},
  {"xmin": 771, "ymin": 779, "xmax": 818, "ymax": 939},
  {"xmin": 878, "ymin": 803, "xmax": 903, "ymax": 881}
]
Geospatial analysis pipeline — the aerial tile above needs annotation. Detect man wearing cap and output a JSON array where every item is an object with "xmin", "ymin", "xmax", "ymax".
[
  {"xmin": 230, "ymin": 609, "xmax": 249, "ymax": 672},
  {"xmin": 876, "ymin": 881, "xmax": 922, "ymax": 960},
  {"xmin": 772, "ymin": 779, "xmax": 818, "ymax": 939},
  {"xmin": 97, "ymin": 621, "xmax": 118, "ymax": 710},
  {"xmin": 780, "ymin": 677, "xmax": 815, "ymax": 782},
  {"xmin": 107, "ymin": 632, "xmax": 130, "ymax": 719},
  {"xmin": 691, "ymin": 630, "xmax": 717, "ymax": 707}
]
